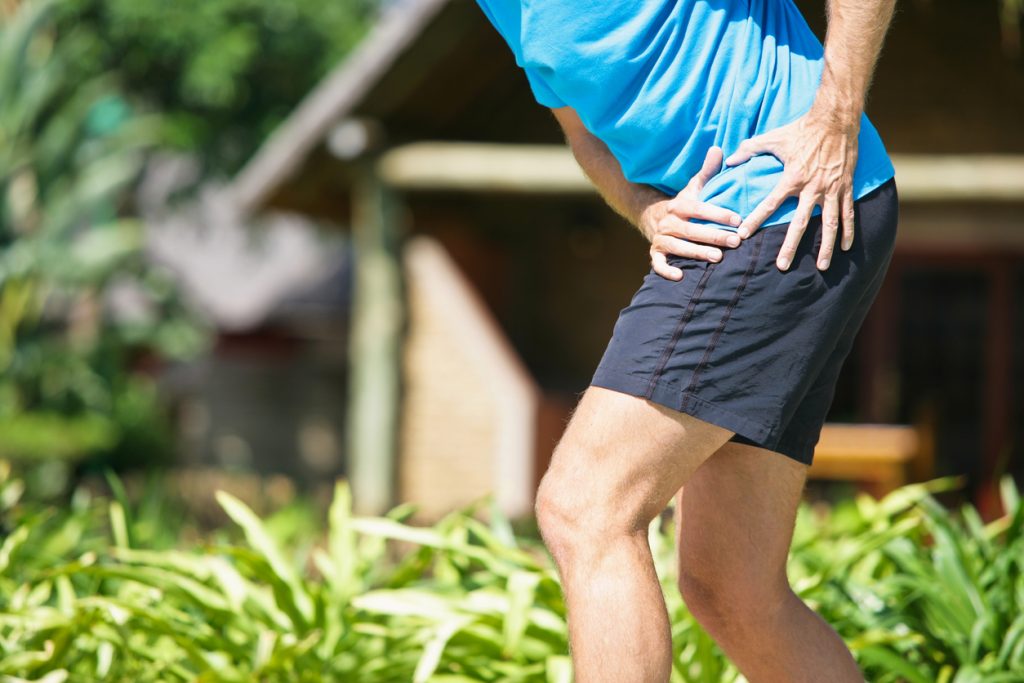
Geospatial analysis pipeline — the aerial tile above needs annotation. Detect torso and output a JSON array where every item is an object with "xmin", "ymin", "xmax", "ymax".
[{"xmin": 519, "ymin": 0, "xmax": 894, "ymax": 228}]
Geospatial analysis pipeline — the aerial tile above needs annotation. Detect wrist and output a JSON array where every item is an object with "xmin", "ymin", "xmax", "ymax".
[
  {"xmin": 636, "ymin": 194, "xmax": 670, "ymax": 242},
  {"xmin": 809, "ymin": 69, "xmax": 865, "ymax": 133},
  {"xmin": 806, "ymin": 101, "xmax": 862, "ymax": 135}
]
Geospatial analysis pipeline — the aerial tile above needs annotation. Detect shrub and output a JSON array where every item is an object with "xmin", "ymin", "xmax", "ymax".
[
  {"xmin": 0, "ymin": 0, "xmax": 208, "ymax": 491},
  {"xmin": 0, "ymin": 460, "xmax": 1021, "ymax": 681}
]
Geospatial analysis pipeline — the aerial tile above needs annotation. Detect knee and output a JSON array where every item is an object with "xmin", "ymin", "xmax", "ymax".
[
  {"xmin": 534, "ymin": 464, "xmax": 644, "ymax": 559},
  {"xmin": 677, "ymin": 566, "xmax": 791, "ymax": 637},
  {"xmin": 533, "ymin": 470, "xmax": 592, "ymax": 557},
  {"xmin": 678, "ymin": 569, "xmax": 727, "ymax": 632}
]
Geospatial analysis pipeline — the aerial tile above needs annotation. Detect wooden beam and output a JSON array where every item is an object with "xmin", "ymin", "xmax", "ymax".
[
  {"xmin": 346, "ymin": 166, "xmax": 404, "ymax": 515},
  {"xmin": 375, "ymin": 142, "xmax": 1024, "ymax": 201},
  {"xmin": 376, "ymin": 142, "xmax": 589, "ymax": 194},
  {"xmin": 892, "ymin": 155, "xmax": 1024, "ymax": 201}
]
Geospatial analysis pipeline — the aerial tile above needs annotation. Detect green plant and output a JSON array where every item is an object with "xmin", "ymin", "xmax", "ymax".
[
  {"xmin": 1, "ymin": 455, "xmax": 1022, "ymax": 681},
  {"xmin": 55, "ymin": 0, "xmax": 377, "ymax": 174},
  {"xmin": 0, "ymin": 0, "xmax": 208, "ymax": 485},
  {"xmin": 786, "ymin": 481, "xmax": 1024, "ymax": 682}
]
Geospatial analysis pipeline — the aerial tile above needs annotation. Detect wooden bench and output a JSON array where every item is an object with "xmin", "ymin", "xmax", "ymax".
[{"xmin": 809, "ymin": 422, "xmax": 935, "ymax": 498}]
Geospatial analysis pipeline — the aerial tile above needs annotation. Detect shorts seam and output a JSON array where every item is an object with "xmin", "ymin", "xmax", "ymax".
[
  {"xmin": 681, "ymin": 230, "xmax": 766, "ymax": 410},
  {"xmin": 643, "ymin": 264, "xmax": 716, "ymax": 399}
]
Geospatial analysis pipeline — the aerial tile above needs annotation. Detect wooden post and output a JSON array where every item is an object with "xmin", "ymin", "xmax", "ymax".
[
  {"xmin": 977, "ymin": 259, "xmax": 1013, "ymax": 521},
  {"xmin": 859, "ymin": 258, "xmax": 902, "ymax": 423},
  {"xmin": 347, "ymin": 164, "xmax": 404, "ymax": 515}
]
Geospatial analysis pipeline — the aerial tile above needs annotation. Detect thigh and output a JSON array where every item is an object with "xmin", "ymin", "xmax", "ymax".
[
  {"xmin": 674, "ymin": 442, "xmax": 809, "ymax": 595},
  {"xmin": 542, "ymin": 385, "xmax": 734, "ymax": 532}
]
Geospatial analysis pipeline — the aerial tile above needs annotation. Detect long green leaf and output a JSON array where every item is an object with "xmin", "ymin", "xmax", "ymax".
[{"xmin": 215, "ymin": 490, "xmax": 314, "ymax": 626}]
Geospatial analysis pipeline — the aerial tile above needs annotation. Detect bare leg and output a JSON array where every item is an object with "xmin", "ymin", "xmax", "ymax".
[
  {"xmin": 675, "ymin": 442, "xmax": 864, "ymax": 682},
  {"xmin": 535, "ymin": 385, "xmax": 734, "ymax": 683}
]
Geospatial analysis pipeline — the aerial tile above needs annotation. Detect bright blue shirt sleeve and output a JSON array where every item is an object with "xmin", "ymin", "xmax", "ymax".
[
  {"xmin": 474, "ymin": 0, "xmax": 567, "ymax": 108},
  {"xmin": 473, "ymin": 0, "xmax": 896, "ymax": 231}
]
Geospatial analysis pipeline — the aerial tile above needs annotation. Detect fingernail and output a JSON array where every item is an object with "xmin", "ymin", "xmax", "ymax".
[
  {"xmin": 731, "ymin": 215, "xmax": 741, "ymax": 226},
  {"xmin": 778, "ymin": 256, "xmax": 791, "ymax": 271},
  {"xmin": 727, "ymin": 235, "xmax": 741, "ymax": 247},
  {"xmin": 842, "ymin": 238, "xmax": 853, "ymax": 251},
  {"xmin": 818, "ymin": 258, "xmax": 830, "ymax": 270},
  {"xmin": 737, "ymin": 228, "xmax": 750, "ymax": 239},
  {"xmin": 709, "ymin": 250, "xmax": 722, "ymax": 261}
]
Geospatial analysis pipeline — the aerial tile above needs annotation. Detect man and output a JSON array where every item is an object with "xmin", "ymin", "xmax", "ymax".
[{"xmin": 474, "ymin": 1, "xmax": 897, "ymax": 681}]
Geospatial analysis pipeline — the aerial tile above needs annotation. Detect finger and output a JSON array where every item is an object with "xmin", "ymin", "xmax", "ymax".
[
  {"xmin": 688, "ymin": 146, "xmax": 724, "ymax": 193},
  {"xmin": 659, "ymin": 214, "xmax": 742, "ymax": 249},
  {"xmin": 667, "ymin": 198, "xmax": 742, "ymax": 229},
  {"xmin": 737, "ymin": 183, "xmax": 794, "ymax": 238},
  {"xmin": 724, "ymin": 135, "xmax": 771, "ymax": 167},
  {"xmin": 777, "ymin": 194, "xmax": 817, "ymax": 271},
  {"xmin": 817, "ymin": 193, "xmax": 840, "ymax": 270},
  {"xmin": 654, "ymin": 234, "xmax": 723, "ymax": 263},
  {"xmin": 840, "ymin": 188, "xmax": 856, "ymax": 251},
  {"xmin": 650, "ymin": 249, "xmax": 683, "ymax": 281}
]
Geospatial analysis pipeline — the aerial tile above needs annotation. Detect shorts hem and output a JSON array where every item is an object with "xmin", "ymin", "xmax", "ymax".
[
  {"xmin": 589, "ymin": 368, "xmax": 775, "ymax": 444},
  {"xmin": 733, "ymin": 431, "xmax": 816, "ymax": 466},
  {"xmin": 590, "ymin": 369, "xmax": 821, "ymax": 466}
]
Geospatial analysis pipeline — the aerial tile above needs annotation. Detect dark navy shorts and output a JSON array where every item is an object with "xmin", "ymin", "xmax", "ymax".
[{"xmin": 590, "ymin": 177, "xmax": 899, "ymax": 465}]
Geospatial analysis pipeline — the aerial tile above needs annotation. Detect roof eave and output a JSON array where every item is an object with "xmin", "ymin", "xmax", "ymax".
[{"xmin": 229, "ymin": 0, "xmax": 451, "ymax": 217}]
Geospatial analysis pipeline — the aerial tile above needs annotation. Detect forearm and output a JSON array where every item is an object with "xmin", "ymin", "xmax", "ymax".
[
  {"xmin": 560, "ymin": 118, "xmax": 669, "ymax": 239},
  {"xmin": 810, "ymin": 0, "xmax": 896, "ymax": 129}
]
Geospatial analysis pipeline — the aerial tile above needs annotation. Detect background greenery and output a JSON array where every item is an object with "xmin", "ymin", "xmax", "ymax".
[
  {"xmin": 54, "ymin": 0, "xmax": 377, "ymax": 175},
  {"xmin": 1, "ymin": 462, "xmax": 1022, "ymax": 682},
  {"xmin": 0, "ymin": 0, "xmax": 209, "ymax": 498},
  {"xmin": 1, "ymin": 0, "xmax": 378, "ymax": 496}
]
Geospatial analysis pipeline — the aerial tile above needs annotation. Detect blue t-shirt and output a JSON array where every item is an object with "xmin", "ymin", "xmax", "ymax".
[{"xmin": 475, "ymin": 0, "xmax": 896, "ymax": 230}]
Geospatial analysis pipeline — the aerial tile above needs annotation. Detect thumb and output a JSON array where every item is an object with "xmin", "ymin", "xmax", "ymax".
[
  {"xmin": 724, "ymin": 135, "xmax": 770, "ymax": 167},
  {"xmin": 685, "ymin": 146, "xmax": 724, "ymax": 194}
]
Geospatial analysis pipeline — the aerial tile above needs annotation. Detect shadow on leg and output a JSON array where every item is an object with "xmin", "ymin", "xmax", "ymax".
[
  {"xmin": 535, "ymin": 385, "xmax": 733, "ymax": 683},
  {"xmin": 674, "ymin": 442, "xmax": 864, "ymax": 683}
]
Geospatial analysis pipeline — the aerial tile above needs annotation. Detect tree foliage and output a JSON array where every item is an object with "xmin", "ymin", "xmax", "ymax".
[
  {"xmin": 55, "ymin": 0, "xmax": 378, "ymax": 174},
  {"xmin": 0, "ymin": 0, "xmax": 207, "ymax": 485}
]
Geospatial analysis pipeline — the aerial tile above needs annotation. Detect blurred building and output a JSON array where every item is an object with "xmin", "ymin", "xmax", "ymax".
[
  {"xmin": 138, "ymin": 163, "xmax": 353, "ymax": 491},
  {"xmin": 172, "ymin": 0, "xmax": 1023, "ymax": 519}
]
